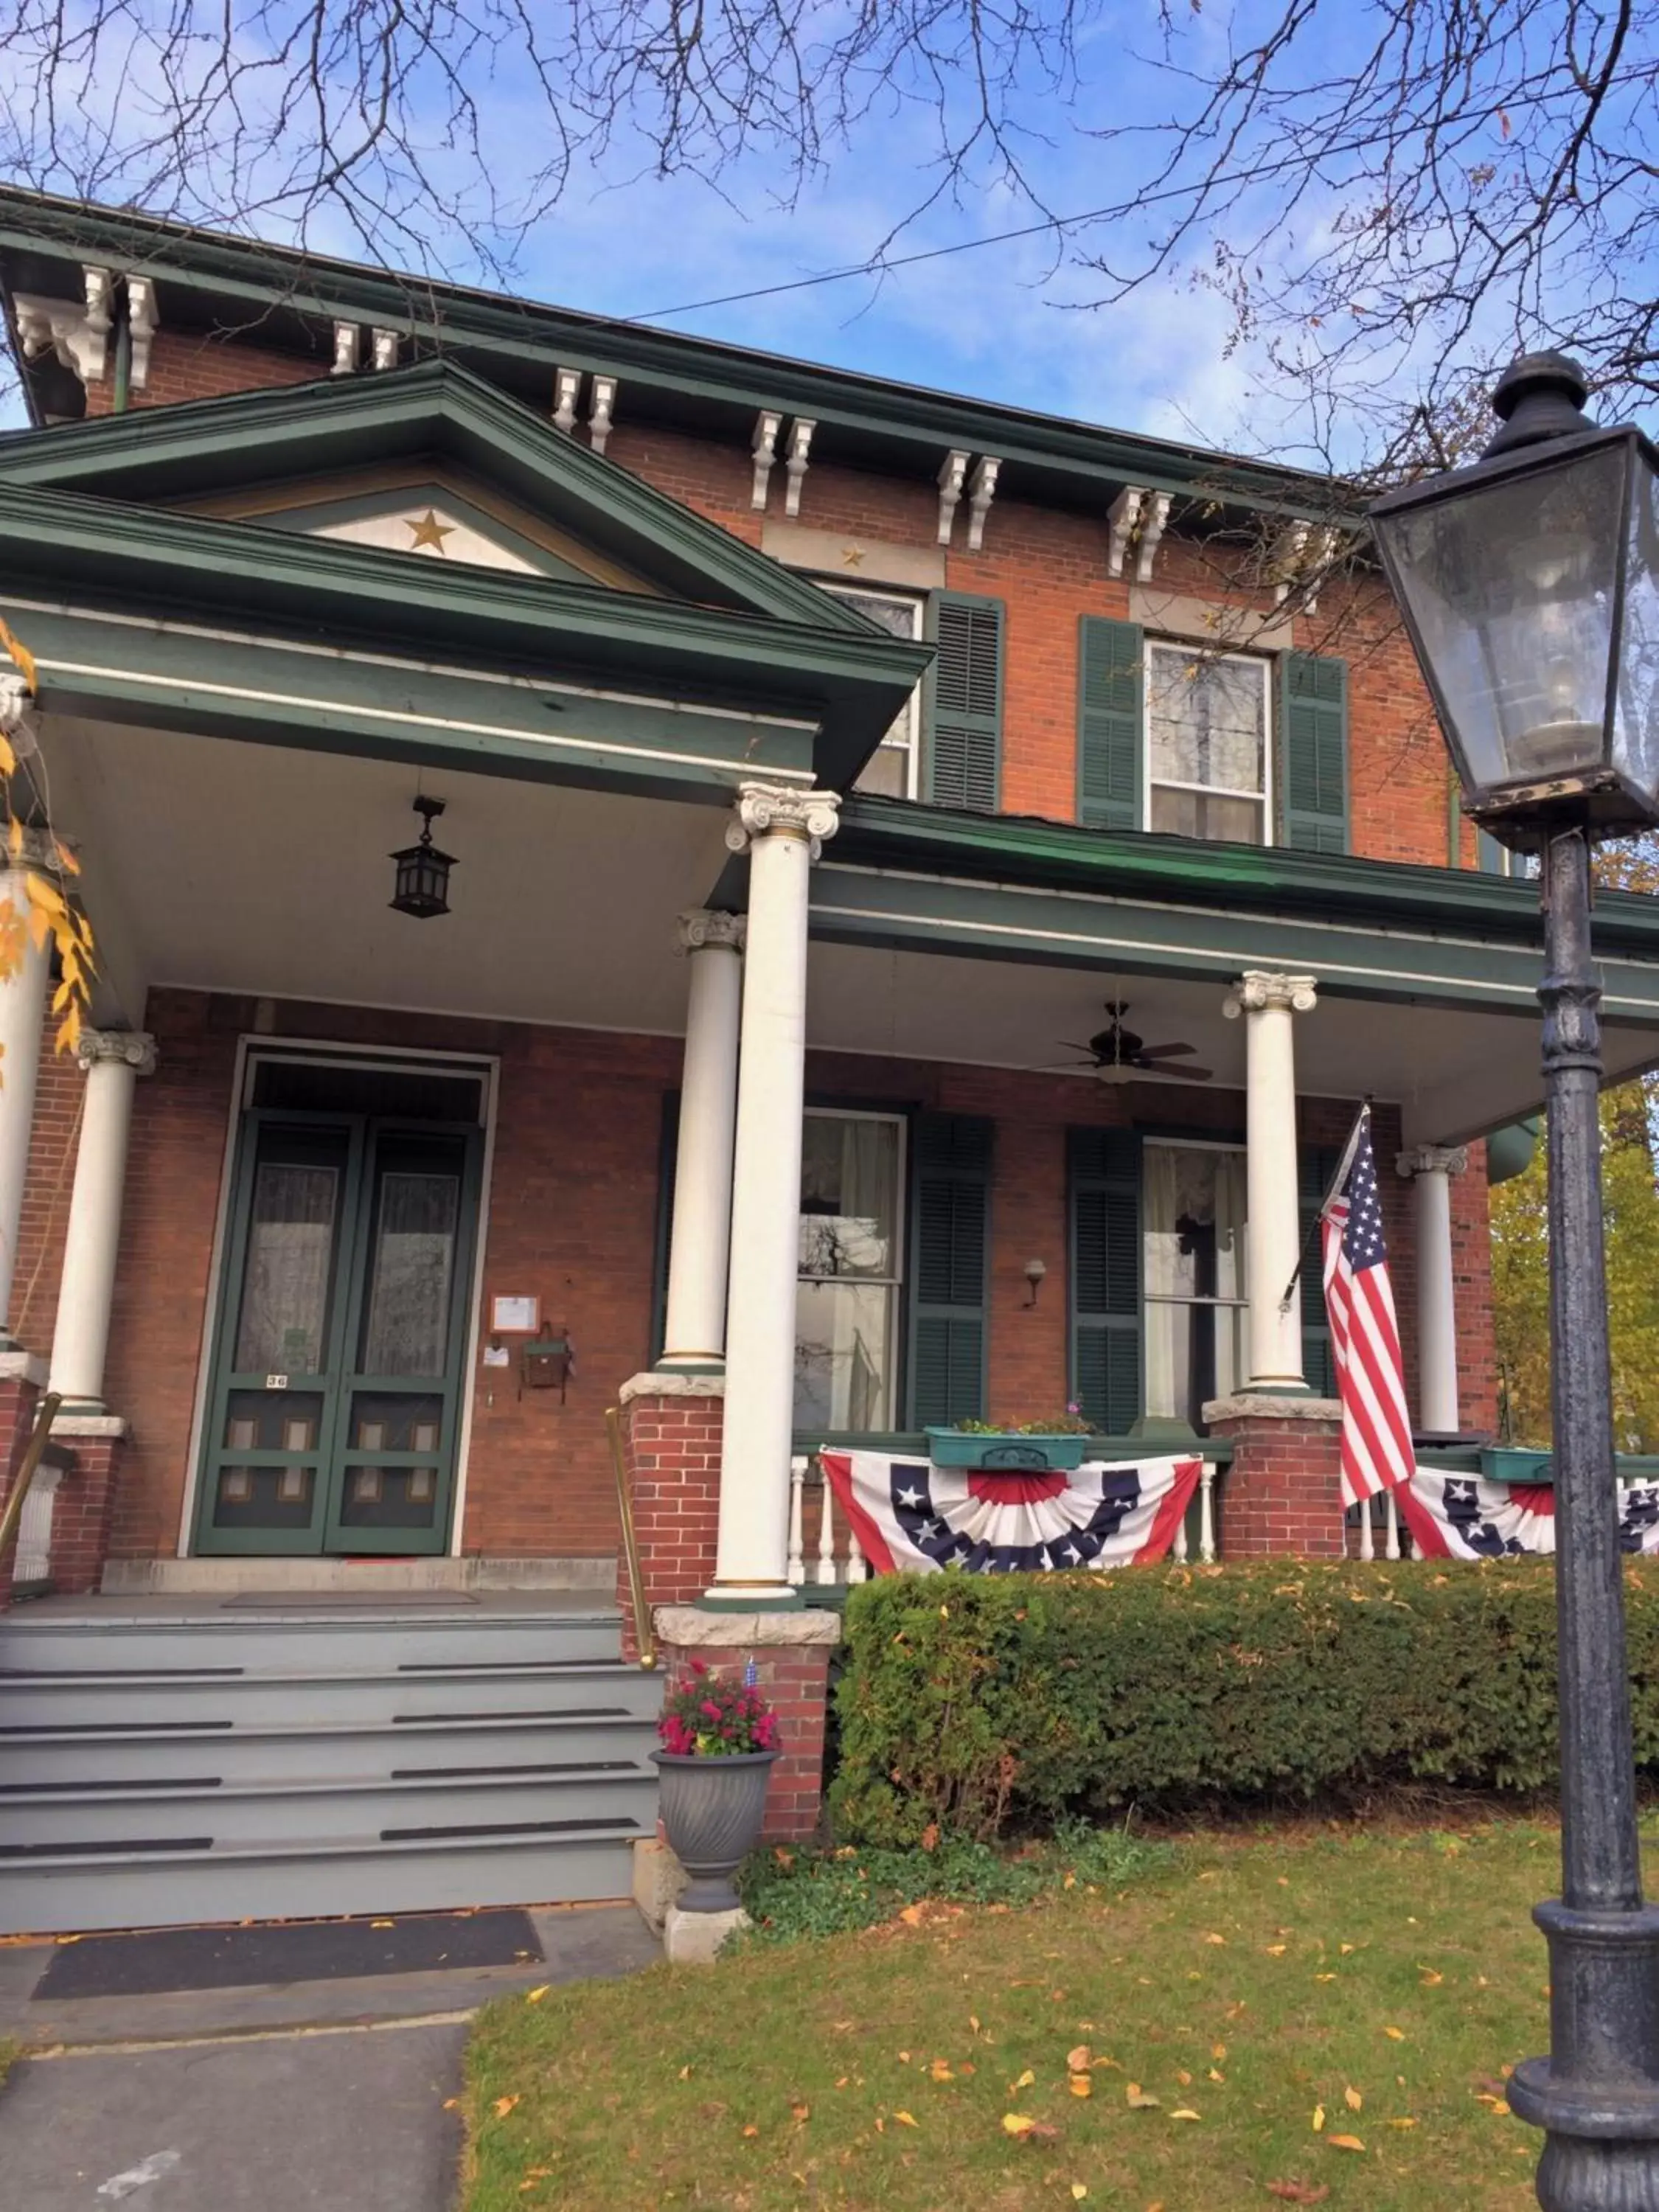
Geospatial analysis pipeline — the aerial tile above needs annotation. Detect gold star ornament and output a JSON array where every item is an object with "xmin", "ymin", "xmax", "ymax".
[{"xmin": 405, "ymin": 509, "xmax": 455, "ymax": 552}]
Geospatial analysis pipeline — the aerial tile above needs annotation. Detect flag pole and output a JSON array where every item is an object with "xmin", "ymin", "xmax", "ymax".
[{"xmin": 1276, "ymin": 1101, "xmax": 1372, "ymax": 1317}]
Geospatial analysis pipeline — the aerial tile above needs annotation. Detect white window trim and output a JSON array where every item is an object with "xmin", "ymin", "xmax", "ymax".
[
  {"xmin": 818, "ymin": 582, "xmax": 925, "ymax": 800},
  {"xmin": 1143, "ymin": 641, "xmax": 1274, "ymax": 848}
]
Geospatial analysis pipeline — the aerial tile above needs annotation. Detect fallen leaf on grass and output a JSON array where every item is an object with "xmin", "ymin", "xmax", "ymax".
[
  {"xmin": 1265, "ymin": 1944, "xmax": 1287, "ymax": 1956},
  {"xmin": 1071, "ymin": 2189, "xmax": 1088, "ymax": 2202},
  {"xmin": 1343, "ymin": 2086, "xmax": 1363, "ymax": 2111},
  {"xmin": 742, "ymin": 2124, "xmax": 759, "ymax": 2138},
  {"xmin": 1388, "ymin": 2117, "xmax": 1419, "ymax": 2129},
  {"xmin": 1211, "ymin": 2042, "xmax": 1227, "ymax": 2059},
  {"xmin": 1204, "ymin": 1932, "xmax": 1227, "ymax": 1946},
  {"xmin": 1003, "ymin": 2114, "xmax": 1036, "ymax": 2137},
  {"xmin": 1067, "ymin": 2045, "xmax": 1092, "ymax": 2071},
  {"xmin": 930, "ymin": 2060, "xmax": 954, "ymax": 2081},
  {"xmin": 1068, "ymin": 2075, "xmax": 1092, "ymax": 2098},
  {"xmin": 1169, "ymin": 2109, "xmax": 1201, "ymax": 2122},
  {"xmin": 1208, "ymin": 2068, "xmax": 1226, "ymax": 2084},
  {"xmin": 1328, "ymin": 2135, "xmax": 1366, "ymax": 2153},
  {"xmin": 1384, "ymin": 2025, "xmax": 1405, "ymax": 2041},
  {"xmin": 894, "ymin": 2110, "xmax": 918, "ymax": 2127},
  {"xmin": 493, "ymin": 2096, "xmax": 520, "ymax": 2120},
  {"xmin": 677, "ymin": 2065, "xmax": 692, "ymax": 2080},
  {"xmin": 1312, "ymin": 2104, "xmax": 1326, "ymax": 2133},
  {"xmin": 524, "ymin": 1986, "xmax": 549, "ymax": 2004},
  {"xmin": 1265, "ymin": 2185, "xmax": 1329, "ymax": 2205},
  {"xmin": 1419, "ymin": 1969, "xmax": 1444, "ymax": 1986},
  {"xmin": 898, "ymin": 1904, "xmax": 925, "ymax": 1927},
  {"xmin": 791, "ymin": 2104, "xmax": 810, "ymax": 2122},
  {"xmin": 1126, "ymin": 2084, "xmax": 1161, "ymax": 2108}
]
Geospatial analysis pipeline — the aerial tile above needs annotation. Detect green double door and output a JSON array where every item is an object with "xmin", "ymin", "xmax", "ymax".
[{"xmin": 195, "ymin": 1110, "xmax": 482, "ymax": 1555}]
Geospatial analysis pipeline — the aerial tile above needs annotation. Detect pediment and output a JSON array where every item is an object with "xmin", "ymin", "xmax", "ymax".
[
  {"xmin": 0, "ymin": 357, "xmax": 881, "ymax": 634},
  {"xmin": 178, "ymin": 465, "xmax": 658, "ymax": 592}
]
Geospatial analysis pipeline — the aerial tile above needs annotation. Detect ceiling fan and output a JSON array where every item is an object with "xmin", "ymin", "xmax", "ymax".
[{"xmin": 1048, "ymin": 1001, "xmax": 1212, "ymax": 1083}]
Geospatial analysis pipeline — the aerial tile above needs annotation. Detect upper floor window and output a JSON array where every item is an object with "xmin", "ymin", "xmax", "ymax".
[
  {"xmin": 820, "ymin": 583, "xmax": 924, "ymax": 799},
  {"xmin": 1146, "ymin": 644, "xmax": 1270, "ymax": 845},
  {"xmin": 1079, "ymin": 616, "xmax": 1349, "ymax": 853}
]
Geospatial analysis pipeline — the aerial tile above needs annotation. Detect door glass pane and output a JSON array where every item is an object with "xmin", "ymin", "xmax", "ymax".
[
  {"xmin": 338, "ymin": 1463, "xmax": 443, "ymax": 1530},
  {"xmin": 233, "ymin": 1161, "xmax": 341, "ymax": 1373},
  {"xmin": 795, "ymin": 1283, "xmax": 897, "ymax": 1433},
  {"xmin": 223, "ymin": 1389, "xmax": 326, "ymax": 1453},
  {"xmin": 212, "ymin": 1464, "xmax": 318, "ymax": 1530},
  {"xmin": 360, "ymin": 1167, "xmax": 461, "ymax": 1375},
  {"xmin": 347, "ymin": 1391, "xmax": 445, "ymax": 1453}
]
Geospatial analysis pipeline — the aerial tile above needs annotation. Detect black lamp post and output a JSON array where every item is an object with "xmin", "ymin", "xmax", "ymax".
[{"xmin": 1372, "ymin": 357, "xmax": 1659, "ymax": 2210}]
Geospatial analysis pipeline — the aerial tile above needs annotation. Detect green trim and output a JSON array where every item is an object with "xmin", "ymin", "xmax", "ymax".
[
  {"xmin": 923, "ymin": 590, "xmax": 1004, "ymax": 813},
  {"xmin": 1279, "ymin": 653, "xmax": 1350, "ymax": 855},
  {"xmin": 825, "ymin": 794, "xmax": 1659, "ymax": 968},
  {"xmin": 0, "ymin": 188, "xmax": 1349, "ymax": 523},
  {"xmin": 905, "ymin": 1113, "xmax": 992, "ymax": 1427},
  {"xmin": 1068, "ymin": 1127, "xmax": 1143, "ymax": 1434}
]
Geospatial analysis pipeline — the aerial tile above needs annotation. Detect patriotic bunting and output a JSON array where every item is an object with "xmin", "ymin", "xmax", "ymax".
[
  {"xmin": 1397, "ymin": 1470, "xmax": 1659, "ymax": 1559},
  {"xmin": 819, "ymin": 1449, "xmax": 1201, "ymax": 1576}
]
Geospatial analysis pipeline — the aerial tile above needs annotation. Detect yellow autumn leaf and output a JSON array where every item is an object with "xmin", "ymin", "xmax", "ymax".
[
  {"xmin": 1344, "ymin": 2086, "xmax": 1363, "ymax": 2111},
  {"xmin": 1388, "ymin": 2117, "xmax": 1419, "ymax": 2129},
  {"xmin": 742, "ymin": 2123, "xmax": 759, "ymax": 2138},
  {"xmin": 791, "ymin": 2102, "xmax": 810, "ymax": 2122},
  {"xmin": 1066, "ymin": 2045, "xmax": 1091, "ymax": 2071},
  {"xmin": 0, "ymin": 616, "xmax": 38, "ymax": 693},
  {"xmin": 24, "ymin": 872, "xmax": 64, "ymax": 919},
  {"xmin": 1340, "ymin": 1943, "xmax": 1354, "ymax": 1955},
  {"xmin": 1208, "ymin": 2069, "xmax": 1226, "ymax": 2084},
  {"xmin": 1169, "ymin": 2109, "xmax": 1201, "ymax": 2122},
  {"xmin": 1420, "ymin": 1969, "xmax": 1444, "ymax": 1986},
  {"xmin": 1211, "ymin": 2042, "xmax": 1227, "ymax": 2060},
  {"xmin": 1385, "ymin": 2026, "xmax": 1406, "ymax": 2041},
  {"xmin": 1265, "ymin": 1943, "xmax": 1287, "ymax": 1956},
  {"xmin": 1126, "ymin": 2084, "xmax": 1161, "ymax": 2109},
  {"xmin": 52, "ymin": 838, "xmax": 80, "ymax": 877},
  {"xmin": 1002, "ymin": 2113, "xmax": 1036, "ymax": 2136},
  {"xmin": 1071, "ymin": 2188, "xmax": 1088, "ymax": 2202},
  {"xmin": 6, "ymin": 816, "xmax": 21, "ymax": 858},
  {"xmin": 1068, "ymin": 2075, "xmax": 1092, "ymax": 2098},
  {"xmin": 0, "ymin": 732, "xmax": 15, "ymax": 780},
  {"xmin": 1312, "ymin": 2104, "xmax": 1326, "ymax": 2132},
  {"xmin": 894, "ymin": 2110, "xmax": 918, "ymax": 2127},
  {"xmin": 1203, "ymin": 1932, "xmax": 1226, "ymax": 1945},
  {"xmin": 1012, "ymin": 2068, "xmax": 1035, "ymax": 2090},
  {"xmin": 493, "ymin": 2096, "xmax": 520, "ymax": 2119},
  {"xmin": 524, "ymin": 1986, "xmax": 549, "ymax": 2003},
  {"xmin": 898, "ymin": 1904, "xmax": 925, "ymax": 1927},
  {"xmin": 969, "ymin": 2015, "xmax": 981, "ymax": 2033},
  {"xmin": 930, "ymin": 2060, "xmax": 954, "ymax": 2081},
  {"xmin": 1329, "ymin": 2134, "xmax": 1366, "ymax": 2152}
]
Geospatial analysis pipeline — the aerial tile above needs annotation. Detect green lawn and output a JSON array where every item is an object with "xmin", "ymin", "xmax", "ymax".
[{"xmin": 462, "ymin": 1821, "xmax": 1629, "ymax": 2211}]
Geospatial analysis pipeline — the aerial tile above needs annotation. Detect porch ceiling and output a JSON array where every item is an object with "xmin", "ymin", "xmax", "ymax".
[
  {"xmin": 804, "ymin": 939, "xmax": 1659, "ymax": 1148},
  {"xmin": 52, "ymin": 716, "xmax": 731, "ymax": 1034}
]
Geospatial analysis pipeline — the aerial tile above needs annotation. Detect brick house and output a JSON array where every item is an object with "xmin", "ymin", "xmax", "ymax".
[{"xmin": 0, "ymin": 190, "xmax": 1655, "ymax": 1930}]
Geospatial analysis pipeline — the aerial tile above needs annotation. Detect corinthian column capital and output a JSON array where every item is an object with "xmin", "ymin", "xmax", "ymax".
[
  {"xmin": 1222, "ymin": 970, "xmax": 1318, "ymax": 1020},
  {"xmin": 676, "ymin": 908, "xmax": 748, "ymax": 956},
  {"xmin": 725, "ymin": 782, "xmax": 841, "ymax": 860}
]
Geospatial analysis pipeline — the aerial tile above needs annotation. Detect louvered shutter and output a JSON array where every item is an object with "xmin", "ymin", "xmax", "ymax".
[
  {"xmin": 1298, "ymin": 1142, "xmax": 1340, "ymax": 1397},
  {"xmin": 906, "ymin": 1113, "xmax": 992, "ymax": 1427},
  {"xmin": 1069, "ymin": 1127, "xmax": 1142, "ymax": 1435},
  {"xmin": 925, "ymin": 593, "xmax": 1004, "ymax": 812},
  {"xmin": 1280, "ymin": 653, "xmax": 1349, "ymax": 852},
  {"xmin": 1077, "ymin": 616, "xmax": 1144, "ymax": 832},
  {"xmin": 649, "ymin": 1090, "xmax": 680, "ymax": 1364}
]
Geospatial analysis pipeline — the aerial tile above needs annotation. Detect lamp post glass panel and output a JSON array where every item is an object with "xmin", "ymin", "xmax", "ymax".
[{"xmin": 1373, "ymin": 357, "xmax": 1659, "ymax": 2210}]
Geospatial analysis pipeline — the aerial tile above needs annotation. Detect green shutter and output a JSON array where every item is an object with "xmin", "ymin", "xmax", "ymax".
[
  {"xmin": 1077, "ymin": 616, "xmax": 1144, "ymax": 832},
  {"xmin": 1280, "ymin": 653, "xmax": 1349, "ymax": 852},
  {"xmin": 1298, "ymin": 1143, "xmax": 1340, "ymax": 1397},
  {"xmin": 925, "ymin": 592, "xmax": 1004, "ymax": 812},
  {"xmin": 1069, "ymin": 1127, "xmax": 1142, "ymax": 1435},
  {"xmin": 906, "ymin": 1113, "xmax": 993, "ymax": 1426}
]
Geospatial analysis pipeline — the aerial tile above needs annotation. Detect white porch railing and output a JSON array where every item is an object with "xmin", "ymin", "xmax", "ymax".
[
  {"xmin": 1348, "ymin": 1489, "xmax": 1403, "ymax": 1560},
  {"xmin": 788, "ymin": 1454, "xmax": 1220, "ymax": 1582},
  {"xmin": 13, "ymin": 1458, "xmax": 62, "ymax": 1587}
]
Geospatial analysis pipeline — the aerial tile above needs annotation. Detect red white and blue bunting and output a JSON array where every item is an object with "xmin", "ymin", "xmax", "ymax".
[
  {"xmin": 1398, "ymin": 1470, "xmax": 1659, "ymax": 1559},
  {"xmin": 818, "ymin": 1450, "xmax": 1201, "ymax": 1576}
]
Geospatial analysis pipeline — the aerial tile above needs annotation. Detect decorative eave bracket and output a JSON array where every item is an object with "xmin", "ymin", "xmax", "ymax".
[
  {"xmin": 751, "ymin": 410, "xmax": 782, "ymax": 509},
  {"xmin": 15, "ymin": 267, "xmax": 114, "ymax": 387},
  {"xmin": 333, "ymin": 321, "xmax": 401, "ymax": 374},
  {"xmin": 1105, "ymin": 484, "xmax": 1173, "ymax": 582},
  {"xmin": 1273, "ymin": 523, "xmax": 1342, "ymax": 612},
  {"xmin": 783, "ymin": 417, "xmax": 815, "ymax": 517},
  {"xmin": 935, "ymin": 450, "xmax": 1001, "ymax": 550},
  {"xmin": 552, "ymin": 366, "xmax": 620, "ymax": 453}
]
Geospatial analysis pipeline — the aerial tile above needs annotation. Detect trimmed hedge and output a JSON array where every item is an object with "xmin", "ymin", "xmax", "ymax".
[{"xmin": 828, "ymin": 1559, "xmax": 1659, "ymax": 1846}]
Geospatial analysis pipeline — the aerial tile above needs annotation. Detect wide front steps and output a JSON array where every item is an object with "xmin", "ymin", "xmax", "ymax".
[{"xmin": 0, "ymin": 1599, "xmax": 663, "ymax": 1933}]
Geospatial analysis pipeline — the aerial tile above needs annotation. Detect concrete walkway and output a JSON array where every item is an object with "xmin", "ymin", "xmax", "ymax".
[{"xmin": 0, "ymin": 1905, "xmax": 659, "ymax": 2210}]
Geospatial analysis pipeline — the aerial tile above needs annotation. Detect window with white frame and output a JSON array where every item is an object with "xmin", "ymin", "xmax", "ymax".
[
  {"xmin": 820, "ymin": 583, "xmax": 924, "ymax": 799},
  {"xmin": 1146, "ymin": 642, "xmax": 1271, "ymax": 844},
  {"xmin": 1142, "ymin": 1140, "xmax": 1249, "ymax": 1428},
  {"xmin": 794, "ymin": 1110, "xmax": 906, "ymax": 1433}
]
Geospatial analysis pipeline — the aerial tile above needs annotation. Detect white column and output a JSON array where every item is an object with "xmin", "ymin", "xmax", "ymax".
[
  {"xmin": 659, "ymin": 910, "xmax": 745, "ymax": 1368},
  {"xmin": 1222, "ymin": 970, "xmax": 1318, "ymax": 1393},
  {"xmin": 710, "ymin": 783, "xmax": 840, "ymax": 1599},
  {"xmin": 48, "ymin": 1030, "xmax": 155, "ymax": 1412},
  {"xmin": 0, "ymin": 849, "xmax": 52, "ymax": 1345},
  {"xmin": 1397, "ymin": 1142, "xmax": 1467, "ymax": 1436}
]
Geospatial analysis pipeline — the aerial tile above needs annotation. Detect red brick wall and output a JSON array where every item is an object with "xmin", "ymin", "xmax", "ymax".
[
  {"xmin": 618, "ymin": 1389, "xmax": 723, "ymax": 1638},
  {"xmin": 1211, "ymin": 1409, "xmax": 1346, "ymax": 1557},
  {"xmin": 48, "ymin": 1433, "xmax": 122, "ymax": 1594},
  {"xmin": 12, "ymin": 1011, "xmax": 83, "ymax": 1355},
  {"xmin": 85, "ymin": 327, "xmax": 327, "ymax": 414}
]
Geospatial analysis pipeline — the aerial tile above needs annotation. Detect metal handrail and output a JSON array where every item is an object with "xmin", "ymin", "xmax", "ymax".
[
  {"xmin": 605, "ymin": 1404, "xmax": 656, "ymax": 1671},
  {"xmin": 0, "ymin": 1391, "xmax": 62, "ymax": 1575}
]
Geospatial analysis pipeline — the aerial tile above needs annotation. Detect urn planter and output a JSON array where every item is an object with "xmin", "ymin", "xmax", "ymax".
[{"xmin": 652, "ymin": 1748, "xmax": 777, "ymax": 1912}]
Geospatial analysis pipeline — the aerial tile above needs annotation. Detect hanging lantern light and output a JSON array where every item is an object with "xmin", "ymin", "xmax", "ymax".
[{"xmin": 389, "ymin": 796, "xmax": 456, "ymax": 919}]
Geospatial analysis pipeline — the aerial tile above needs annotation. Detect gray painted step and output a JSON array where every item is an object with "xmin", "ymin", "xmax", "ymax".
[
  {"xmin": 0, "ymin": 1763, "xmax": 658, "ymax": 1848},
  {"xmin": 0, "ymin": 1663, "xmax": 653, "ymax": 1729},
  {"xmin": 0, "ymin": 1823, "xmax": 644, "ymax": 1934},
  {"xmin": 0, "ymin": 1710, "xmax": 661, "ymax": 1787},
  {"xmin": 0, "ymin": 1611, "xmax": 623, "ymax": 1673}
]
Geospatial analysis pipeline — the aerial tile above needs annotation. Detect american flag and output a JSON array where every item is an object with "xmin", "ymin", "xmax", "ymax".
[{"xmin": 1321, "ymin": 1110, "xmax": 1416, "ymax": 1506}]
